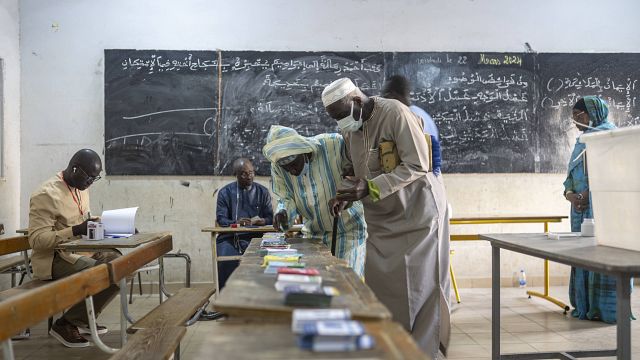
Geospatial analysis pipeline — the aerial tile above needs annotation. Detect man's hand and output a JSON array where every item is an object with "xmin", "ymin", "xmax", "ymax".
[
  {"xmin": 336, "ymin": 176, "xmax": 369, "ymax": 202},
  {"xmin": 251, "ymin": 216, "xmax": 266, "ymax": 226},
  {"xmin": 237, "ymin": 218, "xmax": 252, "ymax": 226},
  {"xmin": 273, "ymin": 210, "xmax": 288, "ymax": 231},
  {"xmin": 329, "ymin": 198, "xmax": 349, "ymax": 217},
  {"xmin": 72, "ymin": 219, "xmax": 91, "ymax": 236}
]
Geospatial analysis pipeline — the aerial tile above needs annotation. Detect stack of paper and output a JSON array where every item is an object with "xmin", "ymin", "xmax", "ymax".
[
  {"xmin": 258, "ymin": 248, "xmax": 298, "ymax": 257},
  {"xmin": 260, "ymin": 238, "xmax": 290, "ymax": 248},
  {"xmin": 296, "ymin": 320, "xmax": 375, "ymax": 352},
  {"xmin": 292, "ymin": 309, "xmax": 351, "ymax": 333},
  {"xmin": 275, "ymin": 274, "xmax": 322, "ymax": 291},
  {"xmin": 264, "ymin": 261, "xmax": 306, "ymax": 275},
  {"xmin": 283, "ymin": 285, "xmax": 339, "ymax": 307},
  {"xmin": 102, "ymin": 207, "xmax": 138, "ymax": 237},
  {"xmin": 277, "ymin": 267, "xmax": 319, "ymax": 276},
  {"xmin": 262, "ymin": 254, "xmax": 302, "ymax": 267}
]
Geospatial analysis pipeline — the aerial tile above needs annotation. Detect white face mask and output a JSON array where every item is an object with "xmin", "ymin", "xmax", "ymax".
[
  {"xmin": 337, "ymin": 101, "xmax": 363, "ymax": 132},
  {"xmin": 572, "ymin": 119, "xmax": 601, "ymax": 131}
]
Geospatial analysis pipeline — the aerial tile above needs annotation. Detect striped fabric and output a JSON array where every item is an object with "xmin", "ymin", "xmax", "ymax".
[{"xmin": 263, "ymin": 126, "xmax": 367, "ymax": 277}]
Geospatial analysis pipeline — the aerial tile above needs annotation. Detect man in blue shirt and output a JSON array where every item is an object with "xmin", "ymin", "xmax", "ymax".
[
  {"xmin": 216, "ymin": 158, "xmax": 273, "ymax": 288},
  {"xmin": 382, "ymin": 75, "xmax": 442, "ymax": 175}
]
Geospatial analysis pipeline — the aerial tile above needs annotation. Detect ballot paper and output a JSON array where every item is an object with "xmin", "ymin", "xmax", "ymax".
[
  {"xmin": 547, "ymin": 232, "xmax": 580, "ymax": 240},
  {"xmin": 102, "ymin": 207, "xmax": 138, "ymax": 237}
]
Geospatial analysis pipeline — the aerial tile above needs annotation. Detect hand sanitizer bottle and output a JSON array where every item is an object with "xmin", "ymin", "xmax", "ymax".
[
  {"xmin": 518, "ymin": 269, "xmax": 527, "ymax": 288},
  {"xmin": 581, "ymin": 218, "xmax": 595, "ymax": 237}
]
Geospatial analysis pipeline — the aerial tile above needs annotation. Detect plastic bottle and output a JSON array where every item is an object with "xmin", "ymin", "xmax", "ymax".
[
  {"xmin": 581, "ymin": 218, "xmax": 595, "ymax": 237},
  {"xmin": 518, "ymin": 269, "xmax": 527, "ymax": 288}
]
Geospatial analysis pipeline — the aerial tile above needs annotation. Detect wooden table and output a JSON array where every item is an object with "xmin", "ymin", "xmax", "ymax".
[
  {"xmin": 201, "ymin": 225, "xmax": 302, "ymax": 295},
  {"xmin": 58, "ymin": 231, "xmax": 171, "ymax": 345},
  {"xmin": 482, "ymin": 233, "xmax": 639, "ymax": 360},
  {"xmin": 213, "ymin": 237, "xmax": 391, "ymax": 321},
  {"xmin": 449, "ymin": 215, "xmax": 568, "ymax": 310},
  {"xmin": 186, "ymin": 319, "xmax": 428, "ymax": 360},
  {"xmin": 56, "ymin": 232, "xmax": 169, "ymax": 252}
]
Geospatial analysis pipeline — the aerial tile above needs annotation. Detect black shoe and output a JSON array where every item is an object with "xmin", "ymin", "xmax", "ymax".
[
  {"xmin": 49, "ymin": 318, "xmax": 90, "ymax": 348},
  {"xmin": 198, "ymin": 310, "xmax": 225, "ymax": 321}
]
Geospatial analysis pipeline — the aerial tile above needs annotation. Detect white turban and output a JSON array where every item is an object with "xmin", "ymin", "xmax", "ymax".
[{"xmin": 321, "ymin": 78, "xmax": 357, "ymax": 107}]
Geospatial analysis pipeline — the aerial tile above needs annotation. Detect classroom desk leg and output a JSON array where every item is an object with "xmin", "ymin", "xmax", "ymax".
[
  {"xmin": 525, "ymin": 222, "xmax": 571, "ymax": 313},
  {"xmin": 210, "ymin": 232, "xmax": 219, "ymax": 297},
  {"xmin": 118, "ymin": 278, "xmax": 138, "ymax": 346},
  {"xmin": 2, "ymin": 340, "xmax": 14, "ymax": 360},
  {"xmin": 617, "ymin": 273, "xmax": 632, "ymax": 360},
  {"xmin": 491, "ymin": 245, "xmax": 501, "ymax": 360},
  {"xmin": 158, "ymin": 256, "xmax": 172, "ymax": 302},
  {"xmin": 84, "ymin": 296, "xmax": 118, "ymax": 354}
]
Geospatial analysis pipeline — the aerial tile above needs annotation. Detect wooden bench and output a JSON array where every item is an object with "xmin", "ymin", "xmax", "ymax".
[
  {"xmin": 106, "ymin": 233, "xmax": 213, "ymax": 360},
  {"xmin": 0, "ymin": 264, "xmax": 111, "ymax": 360},
  {"xmin": 127, "ymin": 286, "xmax": 215, "ymax": 333},
  {"xmin": 109, "ymin": 327, "xmax": 186, "ymax": 360}
]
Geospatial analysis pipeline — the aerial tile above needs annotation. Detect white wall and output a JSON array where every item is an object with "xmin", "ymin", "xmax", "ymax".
[
  {"xmin": 0, "ymin": 0, "xmax": 20, "ymax": 290},
  {"xmin": 18, "ymin": 0, "xmax": 640, "ymax": 287},
  {"xmin": 0, "ymin": 0, "xmax": 20, "ymax": 228}
]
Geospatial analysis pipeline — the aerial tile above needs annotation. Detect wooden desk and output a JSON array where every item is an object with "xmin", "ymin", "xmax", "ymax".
[
  {"xmin": 186, "ymin": 319, "xmax": 428, "ymax": 360},
  {"xmin": 449, "ymin": 215, "xmax": 569, "ymax": 311},
  {"xmin": 201, "ymin": 225, "xmax": 302, "ymax": 295},
  {"xmin": 56, "ymin": 232, "xmax": 169, "ymax": 252},
  {"xmin": 482, "ymin": 233, "xmax": 638, "ymax": 360},
  {"xmin": 213, "ymin": 237, "xmax": 391, "ymax": 321},
  {"xmin": 58, "ymin": 231, "xmax": 171, "ymax": 346}
]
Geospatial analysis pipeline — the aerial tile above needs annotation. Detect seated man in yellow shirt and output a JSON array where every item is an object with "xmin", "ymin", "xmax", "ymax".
[{"xmin": 28, "ymin": 149, "xmax": 120, "ymax": 348}]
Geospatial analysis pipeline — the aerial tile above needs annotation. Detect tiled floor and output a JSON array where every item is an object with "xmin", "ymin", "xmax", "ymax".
[{"xmin": 7, "ymin": 286, "xmax": 639, "ymax": 359}]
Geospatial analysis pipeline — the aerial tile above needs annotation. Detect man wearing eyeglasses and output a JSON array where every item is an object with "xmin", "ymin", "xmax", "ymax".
[{"xmin": 28, "ymin": 149, "xmax": 120, "ymax": 348}]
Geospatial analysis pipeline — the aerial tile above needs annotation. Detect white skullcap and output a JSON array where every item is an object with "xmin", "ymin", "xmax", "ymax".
[{"xmin": 321, "ymin": 78, "xmax": 357, "ymax": 107}]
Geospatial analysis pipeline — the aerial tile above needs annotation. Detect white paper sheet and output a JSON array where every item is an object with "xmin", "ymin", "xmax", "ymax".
[{"xmin": 101, "ymin": 207, "xmax": 138, "ymax": 236}]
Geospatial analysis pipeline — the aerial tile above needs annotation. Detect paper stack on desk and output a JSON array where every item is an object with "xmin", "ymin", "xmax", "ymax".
[
  {"xmin": 283, "ymin": 285, "xmax": 339, "ymax": 307},
  {"xmin": 275, "ymin": 274, "xmax": 322, "ymax": 290},
  {"xmin": 260, "ymin": 238, "xmax": 290, "ymax": 248},
  {"xmin": 292, "ymin": 309, "xmax": 351, "ymax": 333},
  {"xmin": 101, "ymin": 207, "xmax": 138, "ymax": 237},
  {"xmin": 262, "ymin": 254, "xmax": 302, "ymax": 267},
  {"xmin": 258, "ymin": 248, "xmax": 298, "ymax": 256},
  {"xmin": 547, "ymin": 232, "xmax": 581, "ymax": 240},
  {"xmin": 295, "ymin": 319, "xmax": 374, "ymax": 352},
  {"xmin": 264, "ymin": 261, "xmax": 306, "ymax": 274}
]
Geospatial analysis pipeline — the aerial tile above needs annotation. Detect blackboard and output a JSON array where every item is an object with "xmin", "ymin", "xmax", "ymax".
[
  {"xmin": 104, "ymin": 50, "xmax": 218, "ymax": 175},
  {"xmin": 537, "ymin": 53, "xmax": 640, "ymax": 173},
  {"xmin": 104, "ymin": 50, "xmax": 640, "ymax": 176},
  {"xmin": 387, "ymin": 52, "xmax": 536, "ymax": 172},
  {"xmin": 218, "ymin": 51, "xmax": 385, "ymax": 175}
]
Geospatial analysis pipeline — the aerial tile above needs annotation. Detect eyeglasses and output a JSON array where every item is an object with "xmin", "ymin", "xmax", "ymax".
[
  {"xmin": 572, "ymin": 111, "xmax": 586, "ymax": 120},
  {"xmin": 77, "ymin": 166, "xmax": 101, "ymax": 184},
  {"xmin": 237, "ymin": 171, "xmax": 255, "ymax": 178}
]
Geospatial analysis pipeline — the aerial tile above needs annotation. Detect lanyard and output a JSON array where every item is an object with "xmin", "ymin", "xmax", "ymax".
[{"xmin": 60, "ymin": 172, "xmax": 83, "ymax": 216}]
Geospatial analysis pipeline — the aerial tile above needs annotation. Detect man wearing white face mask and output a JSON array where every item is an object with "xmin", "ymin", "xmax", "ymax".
[
  {"xmin": 262, "ymin": 125, "xmax": 367, "ymax": 277},
  {"xmin": 323, "ymin": 78, "xmax": 450, "ymax": 358}
]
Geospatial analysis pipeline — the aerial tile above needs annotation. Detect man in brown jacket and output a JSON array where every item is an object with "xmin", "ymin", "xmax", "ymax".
[{"xmin": 29, "ymin": 149, "xmax": 119, "ymax": 348}]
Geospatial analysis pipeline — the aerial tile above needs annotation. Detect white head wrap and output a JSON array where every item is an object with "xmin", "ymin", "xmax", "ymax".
[{"xmin": 321, "ymin": 78, "xmax": 357, "ymax": 107}]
